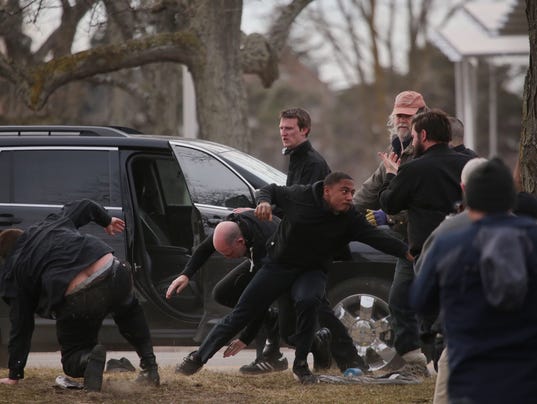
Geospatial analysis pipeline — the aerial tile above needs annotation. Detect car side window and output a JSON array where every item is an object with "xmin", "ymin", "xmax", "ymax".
[
  {"xmin": 172, "ymin": 146, "xmax": 254, "ymax": 208},
  {"xmin": 0, "ymin": 149, "xmax": 120, "ymax": 206}
]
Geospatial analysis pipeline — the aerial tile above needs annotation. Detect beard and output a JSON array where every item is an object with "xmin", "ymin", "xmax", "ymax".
[{"xmin": 413, "ymin": 140, "xmax": 425, "ymax": 157}]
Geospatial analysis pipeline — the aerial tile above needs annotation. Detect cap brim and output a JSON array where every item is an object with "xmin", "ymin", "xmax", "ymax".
[{"xmin": 392, "ymin": 107, "xmax": 419, "ymax": 116}]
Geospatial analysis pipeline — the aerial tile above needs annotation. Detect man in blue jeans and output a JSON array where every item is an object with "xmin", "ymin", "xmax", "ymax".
[
  {"xmin": 176, "ymin": 172, "xmax": 410, "ymax": 384},
  {"xmin": 0, "ymin": 199, "xmax": 159, "ymax": 391}
]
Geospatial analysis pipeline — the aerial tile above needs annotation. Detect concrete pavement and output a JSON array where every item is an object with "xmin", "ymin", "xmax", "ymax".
[{"xmin": 26, "ymin": 347, "xmax": 298, "ymax": 372}]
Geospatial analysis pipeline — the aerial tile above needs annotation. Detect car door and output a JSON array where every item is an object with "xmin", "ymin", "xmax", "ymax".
[
  {"xmin": 171, "ymin": 144, "xmax": 259, "ymax": 339},
  {"xmin": 0, "ymin": 146, "xmax": 124, "ymax": 351}
]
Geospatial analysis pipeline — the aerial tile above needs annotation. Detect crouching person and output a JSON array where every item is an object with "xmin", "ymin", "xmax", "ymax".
[{"xmin": 0, "ymin": 199, "xmax": 159, "ymax": 391}]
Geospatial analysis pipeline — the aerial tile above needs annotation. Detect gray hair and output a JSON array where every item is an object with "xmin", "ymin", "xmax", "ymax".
[{"xmin": 461, "ymin": 157, "xmax": 488, "ymax": 185}]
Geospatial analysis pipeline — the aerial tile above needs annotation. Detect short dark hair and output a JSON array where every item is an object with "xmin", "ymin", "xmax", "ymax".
[
  {"xmin": 280, "ymin": 108, "xmax": 311, "ymax": 136},
  {"xmin": 411, "ymin": 109, "xmax": 451, "ymax": 143},
  {"xmin": 0, "ymin": 228, "xmax": 24, "ymax": 259},
  {"xmin": 324, "ymin": 172, "xmax": 353, "ymax": 186},
  {"xmin": 448, "ymin": 116, "xmax": 464, "ymax": 141}
]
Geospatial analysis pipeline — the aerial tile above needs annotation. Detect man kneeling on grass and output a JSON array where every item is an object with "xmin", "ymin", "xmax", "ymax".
[{"xmin": 0, "ymin": 199, "xmax": 159, "ymax": 391}]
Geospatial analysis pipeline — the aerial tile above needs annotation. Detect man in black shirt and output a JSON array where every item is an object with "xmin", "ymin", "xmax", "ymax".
[
  {"xmin": 0, "ymin": 199, "xmax": 159, "ymax": 391},
  {"xmin": 176, "ymin": 172, "xmax": 410, "ymax": 384},
  {"xmin": 279, "ymin": 108, "xmax": 331, "ymax": 186},
  {"xmin": 166, "ymin": 211, "xmax": 289, "ymax": 372}
]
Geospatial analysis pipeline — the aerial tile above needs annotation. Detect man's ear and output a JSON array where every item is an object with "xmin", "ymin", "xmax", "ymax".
[{"xmin": 420, "ymin": 129, "xmax": 428, "ymax": 142}]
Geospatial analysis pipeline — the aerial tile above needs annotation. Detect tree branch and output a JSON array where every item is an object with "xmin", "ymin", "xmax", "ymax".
[{"xmin": 19, "ymin": 31, "xmax": 203, "ymax": 109}]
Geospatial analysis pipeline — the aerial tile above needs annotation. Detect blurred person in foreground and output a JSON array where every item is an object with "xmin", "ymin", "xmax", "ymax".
[
  {"xmin": 0, "ymin": 200, "xmax": 159, "ymax": 391},
  {"xmin": 410, "ymin": 158, "xmax": 537, "ymax": 404}
]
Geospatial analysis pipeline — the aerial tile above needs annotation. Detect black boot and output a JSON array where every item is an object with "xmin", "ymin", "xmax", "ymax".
[
  {"xmin": 311, "ymin": 328, "xmax": 332, "ymax": 371},
  {"xmin": 135, "ymin": 355, "xmax": 160, "ymax": 386}
]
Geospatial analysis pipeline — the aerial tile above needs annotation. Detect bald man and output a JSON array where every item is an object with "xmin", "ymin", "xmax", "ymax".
[{"xmin": 166, "ymin": 210, "xmax": 288, "ymax": 372}]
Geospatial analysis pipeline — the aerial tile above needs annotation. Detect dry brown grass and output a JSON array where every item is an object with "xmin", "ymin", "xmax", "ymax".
[{"xmin": 0, "ymin": 367, "xmax": 435, "ymax": 404}]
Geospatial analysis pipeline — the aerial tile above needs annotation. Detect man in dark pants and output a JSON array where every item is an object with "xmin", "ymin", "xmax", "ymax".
[
  {"xmin": 176, "ymin": 172, "xmax": 410, "ymax": 384},
  {"xmin": 378, "ymin": 109, "xmax": 472, "ymax": 369},
  {"xmin": 0, "ymin": 199, "xmax": 159, "ymax": 391},
  {"xmin": 166, "ymin": 210, "xmax": 289, "ymax": 373},
  {"xmin": 166, "ymin": 210, "xmax": 331, "ymax": 373},
  {"xmin": 275, "ymin": 108, "xmax": 367, "ymax": 373}
]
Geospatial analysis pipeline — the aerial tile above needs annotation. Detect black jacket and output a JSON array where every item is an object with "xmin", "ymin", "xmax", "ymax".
[
  {"xmin": 256, "ymin": 181, "xmax": 408, "ymax": 271},
  {"xmin": 180, "ymin": 210, "xmax": 280, "ymax": 279},
  {"xmin": 0, "ymin": 199, "xmax": 114, "ymax": 380},
  {"xmin": 379, "ymin": 143, "xmax": 472, "ymax": 256},
  {"xmin": 284, "ymin": 140, "xmax": 331, "ymax": 186}
]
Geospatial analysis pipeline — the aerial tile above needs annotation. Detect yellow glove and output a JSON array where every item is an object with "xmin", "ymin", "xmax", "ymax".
[{"xmin": 365, "ymin": 209, "xmax": 388, "ymax": 226}]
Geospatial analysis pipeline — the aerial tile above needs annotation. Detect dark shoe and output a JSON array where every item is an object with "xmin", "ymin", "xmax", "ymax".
[
  {"xmin": 106, "ymin": 357, "xmax": 136, "ymax": 373},
  {"xmin": 312, "ymin": 328, "xmax": 332, "ymax": 371},
  {"xmin": 292, "ymin": 360, "xmax": 318, "ymax": 384},
  {"xmin": 175, "ymin": 351, "xmax": 203, "ymax": 375},
  {"xmin": 239, "ymin": 354, "xmax": 288, "ymax": 375},
  {"xmin": 261, "ymin": 342, "xmax": 281, "ymax": 359},
  {"xmin": 84, "ymin": 344, "xmax": 107, "ymax": 392},
  {"xmin": 135, "ymin": 366, "xmax": 160, "ymax": 386}
]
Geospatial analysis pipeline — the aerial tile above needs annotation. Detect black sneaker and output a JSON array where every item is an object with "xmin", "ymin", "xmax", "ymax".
[
  {"xmin": 84, "ymin": 344, "xmax": 107, "ymax": 392},
  {"xmin": 312, "ymin": 328, "xmax": 332, "ymax": 370},
  {"xmin": 239, "ymin": 354, "xmax": 288, "ymax": 375},
  {"xmin": 175, "ymin": 351, "xmax": 203, "ymax": 375},
  {"xmin": 135, "ymin": 366, "xmax": 160, "ymax": 386},
  {"xmin": 292, "ymin": 360, "xmax": 318, "ymax": 384}
]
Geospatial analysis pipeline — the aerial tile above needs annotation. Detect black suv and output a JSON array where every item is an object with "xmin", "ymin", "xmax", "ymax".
[{"xmin": 0, "ymin": 126, "xmax": 397, "ymax": 369}]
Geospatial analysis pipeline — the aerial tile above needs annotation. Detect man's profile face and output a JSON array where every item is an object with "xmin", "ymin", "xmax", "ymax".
[
  {"xmin": 214, "ymin": 236, "xmax": 247, "ymax": 259},
  {"xmin": 279, "ymin": 117, "xmax": 308, "ymax": 149},
  {"xmin": 324, "ymin": 179, "xmax": 355, "ymax": 213}
]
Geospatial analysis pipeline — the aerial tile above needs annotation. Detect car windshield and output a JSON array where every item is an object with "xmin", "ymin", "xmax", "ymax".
[{"xmin": 217, "ymin": 149, "xmax": 286, "ymax": 189}]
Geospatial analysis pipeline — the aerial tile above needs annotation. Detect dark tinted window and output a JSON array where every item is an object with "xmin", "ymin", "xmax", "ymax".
[
  {"xmin": 0, "ymin": 151, "xmax": 10, "ymax": 202},
  {"xmin": 173, "ymin": 146, "xmax": 254, "ymax": 208},
  {"xmin": 0, "ymin": 149, "xmax": 120, "ymax": 206}
]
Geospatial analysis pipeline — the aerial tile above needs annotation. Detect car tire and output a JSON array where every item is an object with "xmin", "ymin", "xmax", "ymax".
[{"xmin": 327, "ymin": 277, "xmax": 397, "ymax": 371}]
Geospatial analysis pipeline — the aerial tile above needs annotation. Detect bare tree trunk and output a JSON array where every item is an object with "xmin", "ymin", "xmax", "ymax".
[
  {"xmin": 190, "ymin": 0, "xmax": 249, "ymax": 150},
  {"xmin": 520, "ymin": 0, "xmax": 537, "ymax": 194}
]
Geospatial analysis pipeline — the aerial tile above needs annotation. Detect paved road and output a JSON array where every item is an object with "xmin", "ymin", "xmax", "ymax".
[{"xmin": 26, "ymin": 347, "xmax": 299, "ymax": 373}]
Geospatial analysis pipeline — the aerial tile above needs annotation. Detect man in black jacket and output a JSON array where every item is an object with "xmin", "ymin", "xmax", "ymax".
[
  {"xmin": 279, "ymin": 108, "xmax": 331, "ymax": 186},
  {"xmin": 166, "ymin": 211, "xmax": 290, "ymax": 372},
  {"xmin": 176, "ymin": 172, "xmax": 410, "ymax": 384},
  {"xmin": 0, "ymin": 200, "xmax": 159, "ymax": 391},
  {"xmin": 378, "ymin": 109, "xmax": 472, "ymax": 368}
]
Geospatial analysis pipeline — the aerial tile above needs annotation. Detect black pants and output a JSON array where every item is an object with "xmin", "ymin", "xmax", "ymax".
[
  {"xmin": 198, "ymin": 260, "xmax": 326, "ymax": 364},
  {"xmin": 55, "ymin": 259, "xmax": 156, "ymax": 377},
  {"xmin": 212, "ymin": 260, "xmax": 280, "ymax": 359},
  {"xmin": 278, "ymin": 294, "xmax": 364, "ymax": 371}
]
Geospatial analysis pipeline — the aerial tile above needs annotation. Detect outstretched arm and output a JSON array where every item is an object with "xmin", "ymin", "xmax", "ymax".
[
  {"xmin": 104, "ymin": 217, "xmax": 125, "ymax": 236},
  {"xmin": 166, "ymin": 235, "xmax": 216, "ymax": 298}
]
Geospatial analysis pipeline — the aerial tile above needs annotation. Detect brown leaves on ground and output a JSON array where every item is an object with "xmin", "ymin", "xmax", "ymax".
[{"xmin": 0, "ymin": 367, "xmax": 434, "ymax": 404}]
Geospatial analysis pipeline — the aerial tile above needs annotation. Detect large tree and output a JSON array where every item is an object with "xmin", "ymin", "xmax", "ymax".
[
  {"xmin": 0, "ymin": 0, "xmax": 313, "ymax": 149},
  {"xmin": 520, "ymin": 0, "xmax": 537, "ymax": 194}
]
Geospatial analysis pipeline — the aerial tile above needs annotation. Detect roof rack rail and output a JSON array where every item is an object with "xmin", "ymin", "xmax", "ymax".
[{"xmin": 0, "ymin": 125, "xmax": 141, "ymax": 137}]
